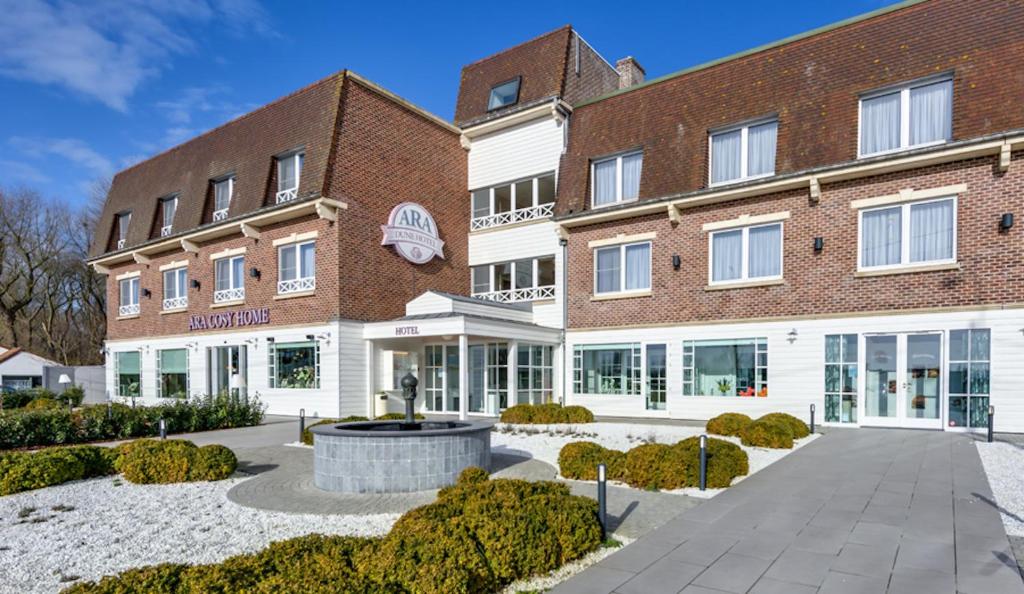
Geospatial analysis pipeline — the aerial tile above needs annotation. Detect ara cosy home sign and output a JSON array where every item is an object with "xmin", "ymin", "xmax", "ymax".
[{"xmin": 381, "ymin": 202, "xmax": 445, "ymax": 264}]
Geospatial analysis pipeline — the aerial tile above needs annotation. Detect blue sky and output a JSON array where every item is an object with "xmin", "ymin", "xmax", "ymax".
[{"xmin": 0, "ymin": 0, "xmax": 900, "ymax": 210}]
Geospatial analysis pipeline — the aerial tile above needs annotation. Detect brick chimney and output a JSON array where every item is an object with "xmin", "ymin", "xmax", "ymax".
[{"xmin": 616, "ymin": 56, "xmax": 645, "ymax": 89}]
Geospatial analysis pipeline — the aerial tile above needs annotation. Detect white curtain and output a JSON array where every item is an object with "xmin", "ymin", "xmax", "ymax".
[
  {"xmin": 163, "ymin": 199, "xmax": 176, "ymax": 227},
  {"xmin": 596, "ymin": 248, "xmax": 620, "ymax": 292},
  {"xmin": 279, "ymin": 157, "xmax": 297, "ymax": 191},
  {"xmin": 712, "ymin": 230, "xmax": 742, "ymax": 281},
  {"xmin": 910, "ymin": 199, "xmax": 954, "ymax": 262},
  {"xmin": 910, "ymin": 80, "xmax": 952, "ymax": 146},
  {"xmin": 747, "ymin": 121, "xmax": 777, "ymax": 177},
  {"xmin": 280, "ymin": 247, "xmax": 297, "ymax": 281},
  {"xmin": 621, "ymin": 153, "xmax": 642, "ymax": 200},
  {"xmin": 593, "ymin": 159, "xmax": 617, "ymax": 205},
  {"xmin": 861, "ymin": 207, "xmax": 902, "ymax": 266},
  {"xmin": 215, "ymin": 259, "xmax": 230, "ymax": 291},
  {"xmin": 748, "ymin": 224, "xmax": 781, "ymax": 278},
  {"xmin": 300, "ymin": 243, "xmax": 315, "ymax": 278},
  {"xmin": 711, "ymin": 129, "xmax": 741, "ymax": 183},
  {"xmin": 231, "ymin": 257, "xmax": 244, "ymax": 289},
  {"xmin": 624, "ymin": 243, "xmax": 650, "ymax": 290},
  {"xmin": 861, "ymin": 92, "xmax": 901, "ymax": 155}
]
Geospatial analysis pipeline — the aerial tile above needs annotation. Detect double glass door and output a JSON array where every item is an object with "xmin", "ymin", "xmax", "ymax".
[
  {"xmin": 207, "ymin": 345, "xmax": 247, "ymax": 399},
  {"xmin": 863, "ymin": 333, "xmax": 942, "ymax": 429}
]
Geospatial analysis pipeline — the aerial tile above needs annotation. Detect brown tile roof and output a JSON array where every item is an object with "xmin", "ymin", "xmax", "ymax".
[{"xmin": 0, "ymin": 347, "xmax": 23, "ymax": 365}]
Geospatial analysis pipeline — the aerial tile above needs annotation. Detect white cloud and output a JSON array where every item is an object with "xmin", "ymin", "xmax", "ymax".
[
  {"xmin": 0, "ymin": 0, "xmax": 275, "ymax": 111},
  {"xmin": 10, "ymin": 136, "xmax": 114, "ymax": 177},
  {"xmin": 0, "ymin": 159, "xmax": 52, "ymax": 185}
]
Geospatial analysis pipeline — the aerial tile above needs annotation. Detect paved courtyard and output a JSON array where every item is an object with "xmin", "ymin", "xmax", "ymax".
[{"xmin": 553, "ymin": 428, "xmax": 1024, "ymax": 594}]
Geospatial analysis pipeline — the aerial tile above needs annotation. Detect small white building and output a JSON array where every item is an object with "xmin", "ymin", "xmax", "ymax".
[{"xmin": 0, "ymin": 346, "xmax": 60, "ymax": 390}]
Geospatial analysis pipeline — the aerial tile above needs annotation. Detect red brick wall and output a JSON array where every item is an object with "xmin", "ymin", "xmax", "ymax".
[
  {"xmin": 556, "ymin": 0, "xmax": 1024, "ymax": 215},
  {"xmin": 566, "ymin": 151, "xmax": 1024, "ymax": 329},
  {"xmin": 328, "ymin": 78, "xmax": 468, "ymax": 322},
  {"xmin": 105, "ymin": 215, "xmax": 339, "ymax": 340},
  {"xmin": 562, "ymin": 35, "xmax": 620, "ymax": 106}
]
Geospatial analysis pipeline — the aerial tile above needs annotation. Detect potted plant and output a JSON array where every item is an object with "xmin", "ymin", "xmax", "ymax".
[{"xmin": 716, "ymin": 379, "xmax": 732, "ymax": 396}]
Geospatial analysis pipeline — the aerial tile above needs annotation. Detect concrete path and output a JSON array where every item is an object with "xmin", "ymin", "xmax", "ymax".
[{"xmin": 552, "ymin": 428, "xmax": 1024, "ymax": 594}]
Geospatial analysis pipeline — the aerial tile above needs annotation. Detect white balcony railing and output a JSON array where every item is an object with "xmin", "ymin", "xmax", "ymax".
[
  {"xmin": 278, "ymin": 277, "xmax": 315, "ymax": 295},
  {"xmin": 473, "ymin": 285, "xmax": 555, "ymax": 303},
  {"xmin": 116, "ymin": 239, "xmax": 126, "ymax": 250},
  {"xmin": 118, "ymin": 303, "xmax": 140, "ymax": 316},
  {"xmin": 162, "ymin": 296, "xmax": 188, "ymax": 310},
  {"xmin": 276, "ymin": 187, "xmax": 298, "ymax": 204},
  {"xmin": 160, "ymin": 225, "xmax": 172, "ymax": 237},
  {"xmin": 212, "ymin": 208, "xmax": 228, "ymax": 222},
  {"xmin": 470, "ymin": 202, "xmax": 554, "ymax": 231},
  {"xmin": 213, "ymin": 287, "xmax": 245, "ymax": 303}
]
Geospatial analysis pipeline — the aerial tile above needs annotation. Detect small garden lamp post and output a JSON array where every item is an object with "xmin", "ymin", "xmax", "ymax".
[
  {"xmin": 400, "ymin": 373, "xmax": 419, "ymax": 426},
  {"xmin": 597, "ymin": 463, "xmax": 608, "ymax": 539},
  {"xmin": 299, "ymin": 408, "xmax": 306, "ymax": 443},
  {"xmin": 699, "ymin": 434, "xmax": 708, "ymax": 491},
  {"xmin": 988, "ymin": 405, "xmax": 995, "ymax": 443},
  {"xmin": 810, "ymin": 403, "xmax": 815, "ymax": 434},
  {"xmin": 58, "ymin": 374, "xmax": 72, "ymax": 410}
]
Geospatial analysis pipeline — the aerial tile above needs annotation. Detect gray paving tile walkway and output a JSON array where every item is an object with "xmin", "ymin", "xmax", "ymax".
[{"xmin": 552, "ymin": 428, "xmax": 1024, "ymax": 594}]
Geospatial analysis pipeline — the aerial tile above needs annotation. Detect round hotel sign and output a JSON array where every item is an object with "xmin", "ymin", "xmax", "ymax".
[{"xmin": 381, "ymin": 202, "xmax": 445, "ymax": 264}]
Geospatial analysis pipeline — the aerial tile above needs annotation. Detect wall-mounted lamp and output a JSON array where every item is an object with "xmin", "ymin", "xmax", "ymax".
[
  {"xmin": 141, "ymin": 288, "xmax": 152, "ymax": 298},
  {"xmin": 305, "ymin": 334, "xmax": 315, "ymax": 341},
  {"xmin": 1000, "ymin": 213, "xmax": 1014, "ymax": 232},
  {"xmin": 813, "ymin": 237, "xmax": 824, "ymax": 252},
  {"xmin": 672, "ymin": 254, "xmax": 681, "ymax": 270},
  {"xmin": 184, "ymin": 341, "xmax": 198, "ymax": 351},
  {"xmin": 787, "ymin": 328, "xmax": 798, "ymax": 344},
  {"xmin": 190, "ymin": 279, "xmax": 201, "ymax": 290},
  {"xmin": 249, "ymin": 267, "xmax": 261, "ymax": 279},
  {"xmin": 266, "ymin": 337, "xmax": 275, "ymax": 343}
]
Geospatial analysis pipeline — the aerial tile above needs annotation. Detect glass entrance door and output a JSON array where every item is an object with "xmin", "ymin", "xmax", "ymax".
[
  {"xmin": 208, "ymin": 345, "xmax": 247, "ymax": 399},
  {"xmin": 863, "ymin": 333, "xmax": 942, "ymax": 429}
]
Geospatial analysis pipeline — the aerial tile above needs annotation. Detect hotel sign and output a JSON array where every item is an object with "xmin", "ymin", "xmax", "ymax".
[
  {"xmin": 188, "ymin": 307, "xmax": 270, "ymax": 331},
  {"xmin": 381, "ymin": 202, "xmax": 445, "ymax": 264}
]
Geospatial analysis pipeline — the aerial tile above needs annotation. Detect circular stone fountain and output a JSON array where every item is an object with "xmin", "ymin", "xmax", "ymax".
[{"xmin": 310, "ymin": 374, "xmax": 491, "ymax": 494}]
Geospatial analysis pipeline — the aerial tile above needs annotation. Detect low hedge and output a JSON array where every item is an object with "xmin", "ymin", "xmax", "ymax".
[
  {"xmin": 65, "ymin": 473, "xmax": 603, "ymax": 594},
  {"xmin": 500, "ymin": 403, "xmax": 594, "ymax": 424},
  {"xmin": 706, "ymin": 412, "xmax": 753, "ymax": 437},
  {"xmin": 0, "ymin": 393, "xmax": 265, "ymax": 450},
  {"xmin": 740, "ymin": 418, "xmax": 794, "ymax": 449},
  {"xmin": 558, "ymin": 441, "xmax": 626, "ymax": 481},
  {"xmin": 117, "ymin": 439, "xmax": 237, "ymax": 484},
  {"xmin": 757, "ymin": 412, "xmax": 810, "ymax": 439},
  {"xmin": 0, "ymin": 445, "xmax": 119, "ymax": 496}
]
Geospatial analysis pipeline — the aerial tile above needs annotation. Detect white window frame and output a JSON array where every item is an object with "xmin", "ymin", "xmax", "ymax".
[
  {"xmin": 470, "ymin": 172, "xmax": 556, "ymax": 230},
  {"xmin": 856, "ymin": 196, "xmax": 958, "ymax": 272},
  {"xmin": 707, "ymin": 222, "xmax": 784, "ymax": 286},
  {"xmin": 276, "ymin": 152, "xmax": 303, "ymax": 203},
  {"xmin": 471, "ymin": 256, "xmax": 556, "ymax": 303},
  {"xmin": 118, "ymin": 277, "xmax": 140, "ymax": 316},
  {"xmin": 593, "ymin": 241, "xmax": 652, "ymax": 296},
  {"xmin": 160, "ymin": 196, "xmax": 177, "ymax": 237},
  {"xmin": 213, "ymin": 176, "xmax": 234, "ymax": 221},
  {"xmin": 116, "ymin": 212, "xmax": 131, "ymax": 250},
  {"xmin": 590, "ymin": 151, "xmax": 642, "ymax": 209},
  {"xmin": 156, "ymin": 348, "xmax": 189, "ymax": 399},
  {"xmin": 857, "ymin": 76, "xmax": 953, "ymax": 158},
  {"xmin": 277, "ymin": 240, "xmax": 316, "ymax": 295},
  {"xmin": 213, "ymin": 255, "xmax": 245, "ymax": 303},
  {"xmin": 487, "ymin": 77, "xmax": 521, "ymax": 111},
  {"xmin": 708, "ymin": 117, "xmax": 778, "ymax": 186},
  {"xmin": 162, "ymin": 267, "xmax": 188, "ymax": 310}
]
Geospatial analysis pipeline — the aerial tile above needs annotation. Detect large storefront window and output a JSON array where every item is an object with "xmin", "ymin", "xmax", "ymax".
[
  {"xmin": 824, "ymin": 334, "xmax": 858, "ymax": 423},
  {"xmin": 116, "ymin": 351, "xmax": 141, "ymax": 397},
  {"xmin": 269, "ymin": 341, "xmax": 319, "ymax": 389},
  {"xmin": 682, "ymin": 338, "xmax": 767, "ymax": 397},
  {"xmin": 486, "ymin": 343, "xmax": 508, "ymax": 411},
  {"xmin": 949, "ymin": 329, "xmax": 990, "ymax": 429},
  {"xmin": 516, "ymin": 344, "xmax": 553, "ymax": 405},
  {"xmin": 573, "ymin": 344, "xmax": 641, "ymax": 396},
  {"xmin": 157, "ymin": 349, "xmax": 189, "ymax": 399}
]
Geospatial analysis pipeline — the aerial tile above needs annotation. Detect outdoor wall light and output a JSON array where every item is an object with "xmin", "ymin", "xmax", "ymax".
[
  {"xmin": 266, "ymin": 337, "xmax": 275, "ymax": 343},
  {"xmin": 787, "ymin": 328, "xmax": 798, "ymax": 344},
  {"xmin": 1000, "ymin": 213, "xmax": 1014, "ymax": 232},
  {"xmin": 142, "ymin": 288, "xmax": 152, "ymax": 298},
  {"xmin": 813, "ymin": 237, "xmax": 825, "ymax": 252},
  {"xmin": 249, "ymin": 267, "xmax": 261, "ymax": 279},
  {"xmin": 672, "ymin": 254, "xmax": 681, "ymax": 270},
  {"xmin": 190, "ymin": 279, "xmax": 201, "ymax": 290}
]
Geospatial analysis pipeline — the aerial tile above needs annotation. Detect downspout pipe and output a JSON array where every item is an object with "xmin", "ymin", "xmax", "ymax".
[{"xmin": 559, "ymin": 236, "xmax": 568, "ymax": 406}]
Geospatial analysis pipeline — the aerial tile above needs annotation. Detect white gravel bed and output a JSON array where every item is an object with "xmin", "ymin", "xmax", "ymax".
[
  {"xmin": 976, "ymin": 441, "xmax": 1024, "ymax": 536},
  {"xmin": 491, "ymin": 422, "xmax": 819, "ymax": 498},
  {"xmin": 0, "ymin": 475, "xmax": 398, "ymax": 594},
  {"xmin": 500, "ymin": 536, "xmax": 635, "ymax": 594}
]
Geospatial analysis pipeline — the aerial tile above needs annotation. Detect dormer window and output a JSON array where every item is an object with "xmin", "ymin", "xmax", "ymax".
[
  {"xmin": 116, "ymin": 212, "xmax": 131, "ymax": 250},
  {"xmin": 160, "ymin": 196, "xmax": 177, "ymax": 237},
  {"xmin": 487, "ymin": 78, "xmax": 521, "ymax": 111},
  {"xmin": 213, "ymin": 177, "xmax": 233, "ymax": 222},
  {"xmin": 859, "ymin": 77, "xmax": 952, "ymax": 157},
  {"xmin": 276, "ymin": 152, "xmax": 303, "ymax": 204}
]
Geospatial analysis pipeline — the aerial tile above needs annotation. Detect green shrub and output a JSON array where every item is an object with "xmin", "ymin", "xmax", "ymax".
[
  {"xmin": 499, "ymin": 404, "xmax": 535, "ymax": 424},
  {"xmin": 673, "ymin": 436, "xmax": 749, "ymax": 488},
  {"xmin": 757, "ymin": 412, "xmax": 810, "ymax": 439},
  {"xmin": 25, "ymin": 397, "xmax": 62, "ymax": 411},
  {"xmin": 378, "ymin": 412, "xmax": 425, "ymax": 421},
  {"xmin": 457, "ymin": 466, "xmax": 489, "ymax": 485},
  {"xmin": 563, "ymin": 405, "xmax": 595, "ymax": 424},
  {"xmin": 61, "ymin": 386, "xmax": 86, "ymax": 407},
  {"xmin": 740, "ymin": 419, "xmax": 794, "ymax": 449},
  {"xmin": 623, "ymin": 443, "xmax": 688, "ymax": 490},
  {"xmin": 499, "ymin": 403, "xmax": 595, "ymax": 424},
  {"xmin": 558, "ymin": 441, "xmax": 626, "ymax": 481},
  {"xmin": 706, "ymin": 412, "xmax": 753, "ymax": 437},
  {"xmin": 0, "ymin": 445, "xmax": 117, "ymax": 496},
  {"xmin": 118, "ymin": 439, "xmax": 236, "ymax": 484},
  {"xmin": 1, "ymin": 389, "xmax": 36, "ymax": 410},
  {"xmin": 299, "ymin": 416, "xmax": 370, "ymax": 445}
]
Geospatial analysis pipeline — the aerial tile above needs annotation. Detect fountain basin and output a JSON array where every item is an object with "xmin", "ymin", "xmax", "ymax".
[{"xmin": 311, "ymin": 420, "xmax": 492, "ymax": 493}]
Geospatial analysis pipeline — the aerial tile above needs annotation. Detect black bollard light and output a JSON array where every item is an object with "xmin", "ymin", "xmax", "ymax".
[
  {"xmin": 810, "ymin": 403, "xmax": 816, "ymax": 434},
  {"xmin": 988, "ymin": 404, "xmax": 995, "ymax": 443},
  {"xmin": 597, "ymin": 463, "xmax": 608, "ymax": 540},
  {"xmin": 299, "ymin": 408, "xmax": 306, "ymax": 442},
  {"xmin": 699, "ymin": 434, "xmax": 708, "ymax": 491},
  {"xmin": 159, "ymin": 418, "xmax": 167, "ymax": 440}
]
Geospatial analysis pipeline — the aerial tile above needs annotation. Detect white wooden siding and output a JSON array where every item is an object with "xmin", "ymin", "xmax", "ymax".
[{"xmin": 467, "ymin": 116, "xmax": 564, "ymax": 190}]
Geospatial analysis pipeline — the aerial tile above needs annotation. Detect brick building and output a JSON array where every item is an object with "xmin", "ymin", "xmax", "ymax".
[{"xmin": 90, "ymin": 0, "xmax": 1024, "ymax": 431}]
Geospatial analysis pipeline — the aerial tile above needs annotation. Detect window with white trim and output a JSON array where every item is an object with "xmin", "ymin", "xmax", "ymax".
[
  {"xmin": 573, "ymin": 343, "xmax": 642, "ymax": 396},
  {"xmin": 516, "ymin": 344, "xmax": 554, "ymax": 405},
  {"xmin": 858, "ymin": 196, "xmax": 956, "ymax": 270},
  {"xmin": 859, "ymin": 77, "xmax": 952, "ymax": 157},
  {"xmin": 592, "ymin": 151, "xmax": 642, "ymax": 207},
  {"xmin": 115, "ymin": 212, "xmax": 131, "ymax": 249},
  {"xmin": 162, "ymin": 267, "xmax": 188, "ymax": 310},
  {"xmin": 213, "ymin": 177, "xmax": 233, "ymax": 221},
  {"xmin": 160, "ymin": 196, "xmax": 177, "ymax": 237},
  {"xmin": 595, "ymin": 241, "xmax": 650, "ymax": 295},
  {"xmin": 709, "ymin": 222, "xmax": 783, "ymax": 284},
  {"xmin": 276, "ymin": 152, "xmax": 303, "ymax": 203},
  {"xmin": 710, "ymin": 119, "xmax": 777, "ymax": 185},
  {"xmin": 824, "ymin": 334, "xmax": 858, "ymax": 423},
  {"xmin": 157, "ymin": 348, "xmax": 188, "ymax": 399},
  {"xmin": 683, "ymin": 338, "xmax": 768, "ymax": 397},
  {"xmin": 949, "ymin": 328, "xmax": 990, "ymax": 429},
  {"xmin": 268, "ymin": 340, "xmax": 320, "ymax": 389},
  {"xmin": 214, "ymin": 255, "xmax": 245, "ymax": 303},
  {"xmin": 115, "ymin": 351, "xmax": 141, "ymax": 397},
  {"xmin": 278, "ymin": 240, "xmax": 315, "ymax": 294},
  {"xmin": 487, "ymin": 78, "xmax": 520, "ymax": 111},
  {"xmin": 118, "ymin": 277, "xmax": 140, "ymax": 316},
  {"xmin": 470, "ymin": 173, "xmax": 555, "ymax": 230},
  {"xmin": 471, "ymin": 256, "xmax": 555, "ymax": 303}
]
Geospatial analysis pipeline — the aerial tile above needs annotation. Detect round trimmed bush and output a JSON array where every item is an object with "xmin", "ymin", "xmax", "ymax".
[
  {"xmin": 190, "ymin": 445, "xmax": 238, "ymax": 481},
  {"xmin": 757, "ymin": 412, "xmax": 810, "ymax": 439},
  {"xmin": 457, "ymin": 466, "xmax": 489, "ymax": 485},
  {"xmin": 623, "ymin": 443, "xmax": 691, "ymax": 490},
  {"xmin": 499, "ymin": 403, "xmax": 595, "ymax": 425},
  {"xmin": 740, "ymin": 419, "xmax": 794, "ymax": 449},
  {"xmin": 563, "ymin": 405, "xmax": 595, "ymax": 424},
  {"xmin": 25, "ymin": 397, "xmax": 62, "ymax": 411},
  {"xmin": 706, "ymin": 412, "xmax": 753, "ymax": 437},
  {"xmin": 118, "ymin": 439, "xmax": 237, "ymax": 484},
  {"xmin": 299, "ymin": 416, "xmax": 369, "ymax": 445},
  {"xmin": 558, "ymin": 441, "xmax": 625, "ymax": 481},
  {"xmin": 0, "ymin": 449, "xmax": 84, "ymax": 496},
  {"xmin": 673, "ymin": 436, "xmax": 749, "ymax": 488},
  {"xmin": 499, "ymin": 404, "xmax": 535, "ymax": 424},
  {"xmin": 377, "ymin": 412, "xmax": 425, "ymax": 421}
]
